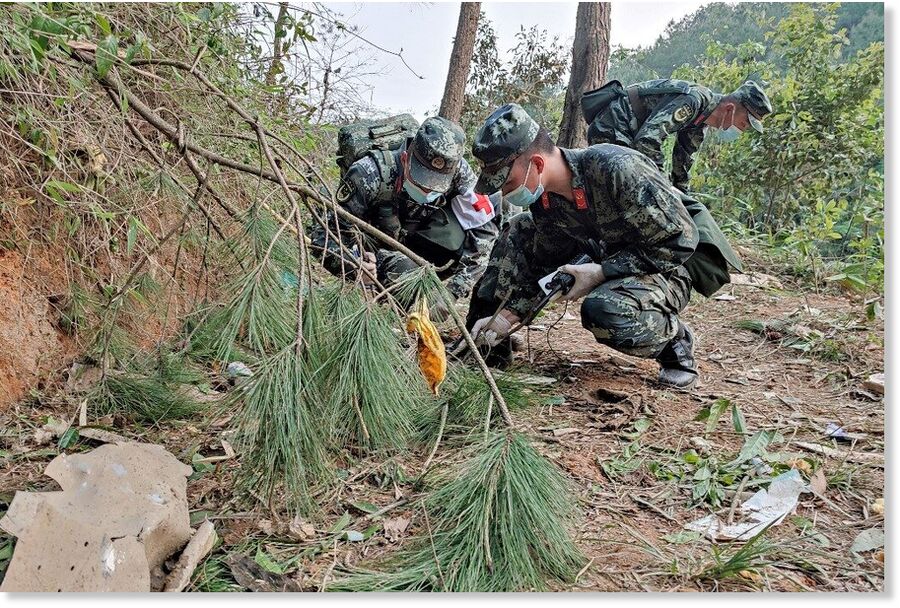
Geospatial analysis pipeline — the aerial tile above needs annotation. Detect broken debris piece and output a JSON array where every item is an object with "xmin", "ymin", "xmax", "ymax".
[
  {"xmin": 684, "ymin": 469, "xmax": 805, "ymax": 541},
  {"xmin": 0, "ymin": 442, "xmax": 192, "ymax": 592}
]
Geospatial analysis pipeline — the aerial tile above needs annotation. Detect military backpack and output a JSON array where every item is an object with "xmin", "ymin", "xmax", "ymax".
[{"xmin": 336, "ymin": 113, "xmax": 419, "ymax": 176}]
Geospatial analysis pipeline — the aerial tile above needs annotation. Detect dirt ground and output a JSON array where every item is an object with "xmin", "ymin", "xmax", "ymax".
[{"xmin": 0, "ymin": 273, "xmax": 884, "ymax": 592}]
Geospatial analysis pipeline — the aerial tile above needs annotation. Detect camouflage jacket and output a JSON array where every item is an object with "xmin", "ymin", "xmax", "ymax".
[
  {"xmin": 311, "ymin": 145, "xmax": 499, "ymax": 299},
  {"xmin": 504, "ymin": 144, "xmax": 699, "ymax": 317},
  {"xmin": 628, "ymin": 79, "xmax": 720, "ymax": 192}
]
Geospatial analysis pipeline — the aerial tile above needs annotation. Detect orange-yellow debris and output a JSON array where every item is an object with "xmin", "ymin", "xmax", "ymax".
[{"xmin": 406, "ymin": 298, "xmax": 447, "ymax": 395}]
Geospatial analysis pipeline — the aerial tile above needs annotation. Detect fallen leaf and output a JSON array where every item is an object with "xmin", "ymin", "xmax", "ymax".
[
  {"xmin": 809, "ymin": 469, "xmax": 827, "ymax": 495},
  {"xmin": 287, "ymin": 516, "xmax": 315, "ymax": 541},
  {"xmin": 738, "ymin": 570, "xmax": 763, "ymax": 585},
  {"xmin": 33, "ymin": 429, "xmax": 53, "ymax": 446},
  {"xmin": 863, "ymin": 373, "xmax": 884, "ymax": 396},
  {"xmin": 383, "ymin": 516, "xmax": 410, "ymax": 542},
  {"xmin": 257, "ymin": 519, "xmax": 275, "ymax": 536},
  {"xmin": 553, "ymin": 427, "xmax": 581, "ymax": 437},
  {"xmin": 226, "ymin": 555, "xmax": 302, "ymax": 592}
]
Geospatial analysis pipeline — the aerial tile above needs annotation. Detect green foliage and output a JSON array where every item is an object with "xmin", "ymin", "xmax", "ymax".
[
  {"xmin": 418, "ymin": 364, "xmax": 543, "ymax": 440},
  {"xmin": 609, "ymin": 2, "xmax": 883, "ymax": 81},
  {"xmin": 331, "ymin": 432, "xmax": 585, "ymax": 591},
  {"xmin": 460, "ymin": 14, "xmax": 569, "ymax": 153},
  {"xmin": 90, "ymin": 374, "xmax": 200, "ymax": 423},
  {"xmin": 321, "ymin": 287, "xmax": 427, "ymax": 452},
  {"xmin": 671, "ymin": 4, "xmax": 883, "ymax": 293},
  {"xmin": 230, "ymin": 342, "xmax": 330, "ymax": 517}
]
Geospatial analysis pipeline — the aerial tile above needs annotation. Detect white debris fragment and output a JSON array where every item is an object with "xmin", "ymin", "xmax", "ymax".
[
  {"xmin": 0, "ymin": 443, "xmax": 193, "ymax": 592},
  {"xmin": 684, "ymin": 469, "xmax": 805, "ymax": 541}
]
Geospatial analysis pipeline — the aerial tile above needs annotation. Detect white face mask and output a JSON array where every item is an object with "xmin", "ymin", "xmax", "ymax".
[{"xmin": 503, "ymin": 160, "xmax": 544, "ymax": 207}]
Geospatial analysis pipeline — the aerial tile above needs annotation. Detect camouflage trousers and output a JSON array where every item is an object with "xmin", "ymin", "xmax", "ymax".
[{"xmin": 468, "ymin": 213, "xmax": 693, "ymax": 359}]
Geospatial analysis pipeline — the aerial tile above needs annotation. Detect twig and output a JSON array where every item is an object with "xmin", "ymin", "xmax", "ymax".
[
  {"xmin": 575, "ymin": 557, "xmax": 595, "ymax": 585},
  {"xmin": 361, "ymin": 498, "xmax": 409, "ymax": 522},
  {"xmin": 727, "ymin": 475, "xmax": 750, "ymax": 525},
  {"xmin": 632, "ymin": 496, "xmax": 677, "ymax": 523},
  {"xmin": 420, "ymin": 402, "xmax": 448, "ymax": 478},
  {"xmin": 422, "ymin": 503, "xmax": 446, "ymax": 589}
]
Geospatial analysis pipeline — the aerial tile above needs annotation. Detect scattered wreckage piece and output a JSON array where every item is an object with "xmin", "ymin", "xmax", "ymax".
[{"xmin": 0, "ymin": 443, "xmax": 193, "ymax": 592}]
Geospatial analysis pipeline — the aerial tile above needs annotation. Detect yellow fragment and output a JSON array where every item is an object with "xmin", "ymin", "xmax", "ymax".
[{"xmin": 406, "ymin": 298, "xmax": 447, "ymax": 395}]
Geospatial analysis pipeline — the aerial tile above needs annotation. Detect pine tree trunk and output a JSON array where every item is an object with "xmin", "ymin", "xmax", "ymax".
[
  {"xmin": 557, "ymin": 2, "xmax": 611, "ymax": 148},
  {"xmin": 439, "ymin": 3, "xmax": 481, "ymax": 123}
]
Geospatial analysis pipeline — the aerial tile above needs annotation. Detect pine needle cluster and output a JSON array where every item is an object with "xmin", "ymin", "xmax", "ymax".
[{"xmin": 330, "ymin": 432, "xmax": 585, "ymax": 592}]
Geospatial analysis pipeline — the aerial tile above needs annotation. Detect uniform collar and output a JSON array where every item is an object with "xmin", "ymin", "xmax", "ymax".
[{"xmin": 560, "ymin": 148, "xmax": 585, "ymax": 192}]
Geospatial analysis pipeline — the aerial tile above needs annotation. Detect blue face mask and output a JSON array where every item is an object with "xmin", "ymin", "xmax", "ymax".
[
  {"xmin": 403, "ymin": 177, "xmax": 442, "ymax": 205},
  {"xmin": 503, "ymin": 160, "xmax": 544, "ymax": 207},
  {"xmin": 717, "ymin": 125, "xmax": 743, "ymax": 143}
]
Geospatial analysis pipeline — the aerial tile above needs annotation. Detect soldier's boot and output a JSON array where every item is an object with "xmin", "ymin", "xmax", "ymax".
[{"xmin": 656, "ymin": 321, "xmax": 698, "ymax": 390}]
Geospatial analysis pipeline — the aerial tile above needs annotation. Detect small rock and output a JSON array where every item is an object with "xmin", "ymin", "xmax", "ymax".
[
  {"xmin": 872, "ymin": 498, "xmax": 884, "ymax": 516},
  {"xmin": 863, "ymin": 373, "xmax": 884, "ymax": 396}
]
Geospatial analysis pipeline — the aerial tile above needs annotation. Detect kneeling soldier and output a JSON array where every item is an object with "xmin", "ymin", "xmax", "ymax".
[
  {"xmin": 467, "ymin": 104, "xmax": 740, "ymax": 389},
  {"xmin": 311, "ymin": 117, "xmax": 500, "ymax": 319}
]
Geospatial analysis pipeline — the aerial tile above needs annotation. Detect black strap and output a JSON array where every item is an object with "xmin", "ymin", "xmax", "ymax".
[{"xmin": 626, "ymin": 86, "xmax": 650, "ymax": 124}]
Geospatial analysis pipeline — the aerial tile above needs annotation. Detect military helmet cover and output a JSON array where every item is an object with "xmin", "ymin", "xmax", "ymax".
[
  {"xmin": 408, "ymin": 117, "xmax": 466, "ymax": 192},
  {"xmin": 731, "ymin": 80, "xmax": 773, "ymax": 132},
  {"xmin": 471, "ymin": 103, "xmax": 540, "ymax": 194}
]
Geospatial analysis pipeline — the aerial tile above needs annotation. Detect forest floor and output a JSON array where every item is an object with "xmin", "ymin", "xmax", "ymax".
[{"xmin": 0, "ymin": 270, "xmax": 884, "ymax": 592}]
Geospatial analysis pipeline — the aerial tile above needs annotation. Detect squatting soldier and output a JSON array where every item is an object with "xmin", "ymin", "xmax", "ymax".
[
  {"xmin": 311, "ymin": 117, "xmax": 500, "ymax": 318},
  {"xmin": 581, "ymin": 79, "xmax": 772, "ymax": 192},
  {"xmin": 467, "ymin": 104, "xmax": 742, "ymax": 389}
]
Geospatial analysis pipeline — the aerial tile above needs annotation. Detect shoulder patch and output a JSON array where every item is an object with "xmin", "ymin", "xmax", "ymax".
[
  {"xmin": 673, "ymin": 104, "xmax": 693, "ymax": 124},
  {"xmin": 336, "ymin": 178, "xmax": 355, "ymax": 204}
]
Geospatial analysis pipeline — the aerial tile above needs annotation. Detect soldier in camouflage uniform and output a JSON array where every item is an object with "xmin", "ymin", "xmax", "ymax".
[
  {"xmin": 310, "ymin": 117, "xmax": 500, "ymax": 318},
  {"xmin": 467, "ymin": 104, "xmax": 709, "ymax": 388},
  {"xmin": 581, "ymin": 79, "xmax": 773, "ymax": 192}
]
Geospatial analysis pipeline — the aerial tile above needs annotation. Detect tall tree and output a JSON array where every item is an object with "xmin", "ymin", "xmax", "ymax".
[
  {"xmin": 439, "ymin": 3, "xmax": 481, "ymax": 123},
  {"xmin": 557, "ymin": 2, "xmax": 611, "ymax": 148}
]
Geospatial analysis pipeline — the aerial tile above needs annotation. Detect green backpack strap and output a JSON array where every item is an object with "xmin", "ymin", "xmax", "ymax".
[{"xmin": 367, "ymin": 149, "xmax": 399, "ymax": 203}]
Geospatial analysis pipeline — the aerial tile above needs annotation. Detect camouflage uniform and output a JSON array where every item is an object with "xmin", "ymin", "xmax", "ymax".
[
  {"xmin": 311, "ymin": 117, "xmax": 500, "ymax": 299},
  {"xmin": 469, "ymin": 132, "xmax": 699, "ymax": 358},
  {"xmin": 581, "ymin": 79, "xmax": 772, "ymax": 192}
]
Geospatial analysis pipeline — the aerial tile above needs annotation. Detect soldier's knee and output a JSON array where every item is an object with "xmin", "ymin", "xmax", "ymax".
[{"xmin": 580, "ymin": 289, "xmax": 635, "ymax": 329}]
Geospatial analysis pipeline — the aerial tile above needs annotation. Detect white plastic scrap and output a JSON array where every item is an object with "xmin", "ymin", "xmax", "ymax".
[{"xmin": 684, "ymin": 469, "xmax": 806, "ymax": 541}]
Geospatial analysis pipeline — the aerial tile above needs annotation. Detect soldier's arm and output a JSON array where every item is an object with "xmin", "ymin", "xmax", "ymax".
[
  {"xmin": 309, "ymin": 159, "xmax": 382, "ymax": 278},
  {"xmin": 671, "ymin": 127, "xmax": 705, "ymax": 192},
  {"xmin": 600, "ymin": 153, "xmax": 699, "ymax": 280},
  {"xmin": 503, "ymin": 210, "xmax": 580, "ymax": 319},
  {"xmin": 445, "ymin": 220, "xmax": 499, "ymax": 299},
  {"xmin": 633, "ymin": 94, "xmax": 702, "ymax": 170}
]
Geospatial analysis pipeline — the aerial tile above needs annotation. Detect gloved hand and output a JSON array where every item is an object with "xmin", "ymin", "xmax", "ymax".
[
  {"xmin": 556, "ymin": 262, "xmax": 605, "ymax": 302},
  {"xmin": 471, "ymin": 309, "xmax": 520, "ymax": 347},
  {"xmin": 359, "ymin": 252, "xmax": 377, "ymax": 286}
]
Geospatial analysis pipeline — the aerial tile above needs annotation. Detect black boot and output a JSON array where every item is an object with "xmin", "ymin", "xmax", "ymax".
[{"xmin": 656, "ymin": 321, "xmax": 698, "ymax": 389}]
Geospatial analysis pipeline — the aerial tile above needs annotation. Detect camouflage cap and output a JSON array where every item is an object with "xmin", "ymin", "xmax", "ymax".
[
  {"xmin": 471, "ymin": 104, "xmax": 540, "ymax": 194},
  {"xmin": 408, "ymin": 117, "xmax": 465, "ymax": 192},
  {"xmin": 732, "ymin": 80, "xmax": 773, "ymax": 132}
]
